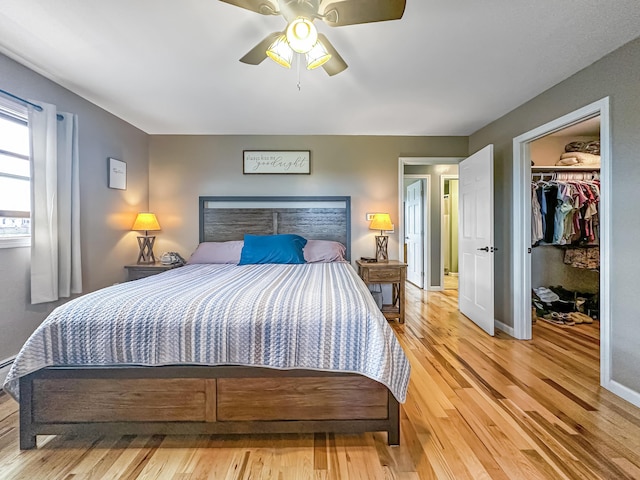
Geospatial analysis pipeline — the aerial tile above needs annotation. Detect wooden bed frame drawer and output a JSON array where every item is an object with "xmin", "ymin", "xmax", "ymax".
[
  {"xmin": 20, "ymin": 367, "xmax": 400, "ymax": 450},
  {"xmin": 32, "ymin": 378, "xmax": 216, "ymax": 423},
  {"xmin": 217, "ymin": 376, "xmax": 389, "ymax": 421}
]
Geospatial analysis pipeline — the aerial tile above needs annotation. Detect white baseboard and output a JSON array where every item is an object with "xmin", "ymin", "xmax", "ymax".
[
  {"xmin": 495, "ymin": 319, "xmax": 515, "ymax": 337},
  {"xmin": 428, "ymin": 286, "xmax": 444, "ymax": 291},
  {"xmin": 605, "ymin": 379, "xmax": 640, "ymax": 409},
  {"xmin": 0, "ymin": 356, "xmax": 16, "ymax": 388}
]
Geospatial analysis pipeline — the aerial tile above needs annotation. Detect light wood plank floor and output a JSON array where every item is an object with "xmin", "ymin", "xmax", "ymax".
[
  {"xmin": 1, "ymin": 285, "xmax": 640, "ymax": 479},
  {"xmin": 443, "ymin": 274, "xmax": 458, "ymax": 290}
]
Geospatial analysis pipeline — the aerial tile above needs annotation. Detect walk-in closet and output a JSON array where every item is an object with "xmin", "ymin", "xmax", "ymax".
[{"xmin": 530, "ymin": 117, "xmax": 601, "ymax": 333}]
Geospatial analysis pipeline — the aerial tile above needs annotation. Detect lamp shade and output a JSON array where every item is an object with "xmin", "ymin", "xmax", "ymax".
[
  {"xmin": 306, "ymin": 40, "xmax": 332, "ymax": 70},
  {"xmin": 369, "ymin": 213, "xmax": 393, "ymax": 232},
  {"xmin": 266, "ymin": 34, "xmax": 293, "ymax": 68},
  {"xmin": 132, "ymin": 213, "xmax": 161, "ymax": 232}
]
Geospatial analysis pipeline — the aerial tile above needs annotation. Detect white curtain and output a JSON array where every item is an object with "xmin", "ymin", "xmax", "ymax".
[{"xmin": 28, "ymin": 102, "xmax": 82, "ymax": 304}]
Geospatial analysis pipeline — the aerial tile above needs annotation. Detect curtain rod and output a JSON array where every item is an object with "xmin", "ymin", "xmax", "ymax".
[{"xmin": 0, "ymin": 87, "xmax": 64, "ymax": 121}]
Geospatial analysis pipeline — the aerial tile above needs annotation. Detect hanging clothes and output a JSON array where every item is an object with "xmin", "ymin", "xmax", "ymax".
[
  {"xmin": 531, "ymin": 171, "xmax": 600, "ymax": 247},
  {"xmin": 531, "ymin": 185, "xmax": 544, "ymax": 244}
]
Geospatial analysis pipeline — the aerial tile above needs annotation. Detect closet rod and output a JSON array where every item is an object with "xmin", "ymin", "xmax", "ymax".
[
  {"xmin": 532, "ymin": 172, "xmax": 599, "ymax": 181},
  {"xmin": 0, "ymin": 88, "xmax": 63, "ymax": 121}
]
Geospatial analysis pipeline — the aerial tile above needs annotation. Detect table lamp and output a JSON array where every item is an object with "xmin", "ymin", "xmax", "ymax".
[
  {"xmin": 369, "ymin": 213, "xmax": 393, "ymax": 262},
  {"xmin": 132, "ymin": 212, "xmax": 161, "ymax": 264}
]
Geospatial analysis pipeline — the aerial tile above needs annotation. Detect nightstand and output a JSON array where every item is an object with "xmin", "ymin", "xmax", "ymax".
[
  {"xmin": 124, "ymin": 262, "xmax": 182, "ymax": 281},
  {"xmin": 356, "ymin": 260, "xmax": 407, "ymax": 323}
]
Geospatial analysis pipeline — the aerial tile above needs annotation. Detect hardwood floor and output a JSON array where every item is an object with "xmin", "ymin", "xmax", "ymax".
[
  {"xmin": 1, "ymin": 284, "xmax": 640, "ymax": 479},
  {"xmin": 443, "ymin": 274, "xmax": 458, "ymax": 290}
]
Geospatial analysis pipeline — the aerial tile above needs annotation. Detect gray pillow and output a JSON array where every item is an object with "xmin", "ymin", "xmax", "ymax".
[{"xmin": 187, "ymin": 241, "xmax": 243, "ymax": 264}]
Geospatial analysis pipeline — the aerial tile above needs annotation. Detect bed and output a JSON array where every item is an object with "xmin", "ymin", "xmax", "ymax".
[{"xmin": 4, "ymin": 196, "xmax": 410, "ymax": 450}]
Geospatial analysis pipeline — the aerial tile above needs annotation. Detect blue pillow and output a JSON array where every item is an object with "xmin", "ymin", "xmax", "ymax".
[{"xmin": 238, "ymin": 234, "xmax": 308, "ymax": 265}]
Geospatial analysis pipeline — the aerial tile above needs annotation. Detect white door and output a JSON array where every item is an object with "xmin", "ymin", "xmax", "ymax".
[
  {"xmin": 458, "ymin": 145, "xmax": 495, "ymax": 335},
  {"xmin": 405, "ymin": 180, "xmax": 423, "ymax": 287}
]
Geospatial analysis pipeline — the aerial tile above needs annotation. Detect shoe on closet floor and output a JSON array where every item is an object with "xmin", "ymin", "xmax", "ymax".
[
  {"xmin": 569, "ymin": 312, "xmax": 594, "ymax": 324},
  {"xmin": 533, "ymin": 287, "xmax": 560, "ymax": 303},
  {"xmin": 541, "ymin": 312, "xmax": 574, "ymax": 326}
]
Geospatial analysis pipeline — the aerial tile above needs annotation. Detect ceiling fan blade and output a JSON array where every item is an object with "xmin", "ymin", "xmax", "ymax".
[
  {"xmin": 318, "ymin": 34, "xmax": 348, "ymax": 76},
  {"xmin": 320, "ymin": 0, "xmax": 406, "ymax": 26},
  {"xmin": 239, "ymin": 32, "xmax": 281, "ymax": 65},
  {"xmin": 219, "ymin": 0, "xmax": 279, "ymax": 15}
]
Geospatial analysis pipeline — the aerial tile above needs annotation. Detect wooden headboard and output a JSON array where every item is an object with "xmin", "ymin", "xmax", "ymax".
[{"xmin": 198, "ymin": 196, "xmax": 351, "ymax": 260}]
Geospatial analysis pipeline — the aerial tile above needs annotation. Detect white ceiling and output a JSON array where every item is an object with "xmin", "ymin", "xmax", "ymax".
[{"xmin": 1, "ymin": 0, "xmax": 639, "ymax": 136}]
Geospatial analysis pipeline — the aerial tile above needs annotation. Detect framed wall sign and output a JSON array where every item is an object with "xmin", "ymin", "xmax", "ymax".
[
  {"xmin": 108, "ymin": 157, "xmax": 127, "ymax": 190},
  {"xmin": 243, "ymin": 150, "xmax": 311, "ymax": 175}
]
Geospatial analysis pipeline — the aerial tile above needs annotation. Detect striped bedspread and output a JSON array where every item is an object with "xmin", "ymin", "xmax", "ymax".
[{"xmin": 3, "ymin": 262, "xmax": 410, "ymax": 402}]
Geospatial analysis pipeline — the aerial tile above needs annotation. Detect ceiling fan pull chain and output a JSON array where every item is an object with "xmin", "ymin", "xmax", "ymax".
[{"xmin": 297, "ymin": 55, "xmax": 302, "ymax": 91}]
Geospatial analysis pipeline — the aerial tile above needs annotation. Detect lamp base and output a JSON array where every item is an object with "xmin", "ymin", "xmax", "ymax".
[
  {"xmin": 136, "ymin": 235, "xmax": 157, "ymax": 264},
  {"xmin": 375, "ymin": 235, "xmax": 389, "ymax": 263}
]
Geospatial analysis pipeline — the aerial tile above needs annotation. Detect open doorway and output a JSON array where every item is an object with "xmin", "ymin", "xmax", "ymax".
[
  {"xmin": 403, "ymin": 176, "xmax": 428, "ymax": 288},
  {"xmin": 398, "ymin": 158, "xmax": 462, "ymax": 291},
  {"xmin": 512, "ymin": 97, "xmax": 615, "ymax": 397},
  {"xmin": 441, "ymin": 176, "xmax": 459, "ymax": 290}
]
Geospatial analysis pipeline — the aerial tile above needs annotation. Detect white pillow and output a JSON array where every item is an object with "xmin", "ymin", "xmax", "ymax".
[
  {"xmin": 303, "ymin": 240, "xmax": 347, "ymax": 263},
  {"xmin": 187, "ymin": 241, "xmax": 243, "ymax": 264}
]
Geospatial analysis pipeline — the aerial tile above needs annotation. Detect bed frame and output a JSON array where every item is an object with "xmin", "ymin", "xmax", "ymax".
[{"xmin": 19, "ymin": 196, "xmax": 401, "ymax": 449}]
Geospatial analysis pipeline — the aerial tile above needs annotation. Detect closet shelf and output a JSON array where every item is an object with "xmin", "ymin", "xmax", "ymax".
[{"xmin": 531, "ymin": 165, "xmax": 600, "ymax": 172}]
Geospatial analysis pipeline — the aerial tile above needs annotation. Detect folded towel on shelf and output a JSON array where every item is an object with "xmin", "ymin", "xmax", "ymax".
[
  {"xmin": 556, "ymin": 151, "xmax": 600, "ymax": 167},
  {"xmin": 565, "ymin": 140, "xmax": 600, "ymax": 155},
  {"xmin": 556, "ymin": 157, "xmax": 580, "ymax": 166}
]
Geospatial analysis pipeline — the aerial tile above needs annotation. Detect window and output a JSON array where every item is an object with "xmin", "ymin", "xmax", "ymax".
[{"xmin": 0, "ymin": 98, "xmax": 30, "ymax": 247}]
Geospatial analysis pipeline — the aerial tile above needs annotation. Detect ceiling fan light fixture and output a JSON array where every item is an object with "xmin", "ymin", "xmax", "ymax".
[
  {"xmin": 305, "ymin": 41, "xmax": 332, "ymax": 70},
  {"xmin": 286, "ymin": 17, "xmax": 318, "ymax": 53},
  {"xmin": 266, "ymin": 34, "xmax": 293, "ymax": 68}
]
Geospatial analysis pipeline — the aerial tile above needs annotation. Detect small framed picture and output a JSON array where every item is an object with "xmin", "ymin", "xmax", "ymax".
[{"xmin": 108, "ymin": 157, "xmax": 127, "ymax": 190}]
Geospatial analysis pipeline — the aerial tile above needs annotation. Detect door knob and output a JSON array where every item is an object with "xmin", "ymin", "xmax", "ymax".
[{"xmin": 477, "ymin": 247, "xmax": 489, "ymax": 252}]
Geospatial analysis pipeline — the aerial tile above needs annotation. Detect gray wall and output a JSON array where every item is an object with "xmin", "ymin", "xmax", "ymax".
[
  {"xmin": 531, "ymin": 247, "xmax": 599, "ymax": 294},
  {"xmin": 0, "ymin": 53, "xmax": 149, "ymax": 364},
  {"xmin": 469, "ymin": 37, "xmax": 640, "ymax": 393},
  {"xmin": 148, "ymin": 136, "xmax": 468, "ymax": 266},
  {"xmin": 404, "ymin": 164, "xmax": 459, "ymax": 287}
]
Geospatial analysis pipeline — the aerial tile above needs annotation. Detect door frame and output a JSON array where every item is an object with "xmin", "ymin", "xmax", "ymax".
[
  {"xmin": 398, "ymin": 157, "xmax": 463, "ymax": 290},
  {"xmin": 402, "ymin": 175, "xmax": 429, "ymax": 289},
  {"xmin": 512, "ymin": 97, "xmax": 613, "ymax": 390},
  {"xmin": 440, "ymin": 174, "xmax": 459, "ymax": 289}
]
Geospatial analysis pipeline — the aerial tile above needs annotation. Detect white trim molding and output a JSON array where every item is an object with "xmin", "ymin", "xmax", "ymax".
[
  {"xmin": 511, "ymin": 97, "xmax": 613, "ymax": 393},
  {"xmin": 607, "ymin": 380, "xmax": 640, "ymax": 409},
  {"xmin": 0, "ymin": 355, "xmax": 16, "ymax": 387},
  {"xmin": 495, "ymin": 319, "xmax": 515, "ymax": 337},
  {"xmin": 0, "ymin": 236, "xmax": 30, "ymax": 249}
]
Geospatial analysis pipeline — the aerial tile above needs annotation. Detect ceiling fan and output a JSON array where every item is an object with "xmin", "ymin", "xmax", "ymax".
[{"xmin": 220, "ymin": 0, "xmax": 406, "ymax": 76}]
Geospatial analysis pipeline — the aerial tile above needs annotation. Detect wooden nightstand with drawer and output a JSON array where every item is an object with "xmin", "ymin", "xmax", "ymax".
[
  {"xmin": 356, "ymin": 260, "xmax": 407, "ymax": 323},
  {"xmin": 124, "ymin": 262, "xmax": 181, "ymax": 281}
]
